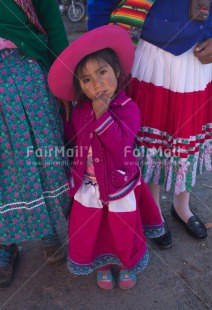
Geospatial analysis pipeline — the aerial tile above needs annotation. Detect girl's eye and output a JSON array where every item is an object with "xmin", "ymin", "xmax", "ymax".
[
  {"xmin": 82, "ymin": 78, "xmax": 90, "ymax": 84},
  {"xmin": 99, "ymin": 70, "xmax": 107, "ymax": 75}
]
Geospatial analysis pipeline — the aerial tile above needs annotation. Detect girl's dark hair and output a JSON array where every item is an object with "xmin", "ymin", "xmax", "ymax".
[{"xmin": 73, "ymin": 48, "xmax": 127, "ymax": 100}]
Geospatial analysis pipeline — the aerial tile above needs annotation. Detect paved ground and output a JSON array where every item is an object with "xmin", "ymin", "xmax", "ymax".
[
  {"xmin": 63, "ymin": 15, "xmax": 87, "ymax": 43},
  {"xmin": 0, "ymin": 16, "xmax": 211, "ymax": 310}
]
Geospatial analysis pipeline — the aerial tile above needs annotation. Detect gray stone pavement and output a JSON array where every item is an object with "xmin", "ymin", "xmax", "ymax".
[
  {"xmin": 0, "ymin": 16, "xmax": 211, "ymax": 310},
  {"xmin": 63, "ymin": 15, "xmax": 87, "ymax": 43}
]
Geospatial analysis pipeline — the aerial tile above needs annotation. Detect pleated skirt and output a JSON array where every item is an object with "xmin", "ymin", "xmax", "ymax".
[
  {"xmin": 129, "ymin": 39, "xmax": 212, "ymax": 194},
  {"xmin": 0, "ymin": 49, "xmax": 71, "ymax": 244}
]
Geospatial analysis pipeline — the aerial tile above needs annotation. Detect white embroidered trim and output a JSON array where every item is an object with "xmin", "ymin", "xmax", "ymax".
[{"xmin": 0, "ymin": 184, "xmax": 69, "ymax": 213}]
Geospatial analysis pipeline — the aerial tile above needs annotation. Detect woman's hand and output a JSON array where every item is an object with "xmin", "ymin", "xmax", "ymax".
[
  {"xmin": 194, "ymin": 38, "xmax": 212, "ymax": 64},
  {"xmin": 92, "ymin": 92, "xmax": 110, "ymax": 120}
]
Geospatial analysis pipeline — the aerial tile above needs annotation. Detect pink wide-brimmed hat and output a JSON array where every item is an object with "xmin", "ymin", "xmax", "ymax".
[{"xmin": 48, "ymin": 25, "xmax": 135, "ymax": 101}]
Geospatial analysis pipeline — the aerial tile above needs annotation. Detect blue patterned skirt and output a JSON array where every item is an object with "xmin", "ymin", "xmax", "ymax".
[{"xmin": 0, "ymin": 49, "xmax": 71, "ymax": 244}]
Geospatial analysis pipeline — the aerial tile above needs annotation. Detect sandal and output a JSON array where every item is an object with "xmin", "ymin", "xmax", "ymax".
[
  {"xmin": 97, "ymin": 269, "xmax": 115, "ymax": 290},
  {"xmin": 119, "ymin": 270, "xmax": 137, "ymax": 290}
]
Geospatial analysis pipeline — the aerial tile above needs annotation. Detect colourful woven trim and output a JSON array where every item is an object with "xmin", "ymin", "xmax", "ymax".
[
  {"xmin": 108, "ymin": 178, "xmax": 138, "ymax": 200},
  {"xmin": 143, "ymin": 223, "xmax": 165, "ymax": 238},
  {"xmin": 135, "ymin": 139, "xmax": 212, "ymax": 194},
  {"xmin": 95, "ymin": 116, "xmax": 114, "ymax": 135},
  {"xmin": 109, "ymin": 0, "xmax": 156, "ymax": 45},
  {"xmin": 67, "ymin": 250, "xmax": 149, "ymax": 275}
]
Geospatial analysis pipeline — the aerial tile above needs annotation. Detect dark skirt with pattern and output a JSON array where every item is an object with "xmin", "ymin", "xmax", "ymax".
[{"xmin": 0, "ymin": 49, "xmax": 71, "ymax": 244}]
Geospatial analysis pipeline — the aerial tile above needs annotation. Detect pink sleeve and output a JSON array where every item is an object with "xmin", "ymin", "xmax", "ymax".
[
  {"xmin": 94, "ymin": 100, "xmax": 141, "ymax": 155},
  {"xmin": 0, "ymin": 38, "xmax": 17, "ymax": 50}
]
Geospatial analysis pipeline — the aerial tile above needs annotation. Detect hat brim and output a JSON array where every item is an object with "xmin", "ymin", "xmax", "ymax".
[{"xmin": 48, "ymin": 25, "xmax": 135, "ymax": 101}]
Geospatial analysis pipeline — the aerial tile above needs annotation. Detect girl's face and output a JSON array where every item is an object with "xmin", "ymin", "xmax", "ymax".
[{"xmin": 78, "ymin": 58, "xmax": 119, "ymax": 101}]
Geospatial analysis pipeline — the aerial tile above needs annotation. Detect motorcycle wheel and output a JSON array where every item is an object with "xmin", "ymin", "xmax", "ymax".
[{"xmin": 67, "ymin": 2, "xmax": 85, "ymax": 22}]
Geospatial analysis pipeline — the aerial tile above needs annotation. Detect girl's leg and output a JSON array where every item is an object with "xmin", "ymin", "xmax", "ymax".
[
  {"xmin": 118, "ymin": 266, "xmax": 137, "ymax": 290},
  {"xmin": 0, "ymin": 243, "xmax": 19, "ymax": 287},
  {"xmin": 147, "ymin": 183, "xmax": 172, "ymax": 248},
  {"xmin": 97, "ymin": 265, "xmax": 115, "ymax": 290}
]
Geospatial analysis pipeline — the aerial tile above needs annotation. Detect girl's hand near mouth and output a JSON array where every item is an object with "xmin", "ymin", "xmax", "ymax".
[{"xmin": 92, "ymin": 92, "xmax": 110, "ymax": 119}]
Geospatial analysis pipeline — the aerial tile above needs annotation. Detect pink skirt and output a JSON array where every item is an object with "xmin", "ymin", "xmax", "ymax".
[
  {"xmin": 129, "ymin": 39, "xmax": 212, "ymax": 194},
  {"xmin": 67, "ymin": 179, "xmax": 164, "ymax": 275}
]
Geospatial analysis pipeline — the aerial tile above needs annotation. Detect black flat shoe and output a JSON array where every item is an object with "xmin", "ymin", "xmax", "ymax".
[
  {"xmin": 152, "ymin": 217, "xmax": 172, "ymax": 249},
  {"xmin": 171, "ymin": 204, "xmax": 207, "ymax": 239}
]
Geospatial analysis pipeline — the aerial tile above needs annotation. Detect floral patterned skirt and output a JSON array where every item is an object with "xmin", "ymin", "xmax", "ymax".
[
  {"xmin": 130, "ymin": 39, "xmax": 212, "ymax": 194},
  {"xmin": 0, "ymin": 49, "xmax": 71, "ymax": 244}
]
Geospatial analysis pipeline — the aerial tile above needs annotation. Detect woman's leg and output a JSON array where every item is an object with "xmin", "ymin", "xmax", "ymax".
[
  {"xmin": 173, "ymin": 192, "xmax": 193, "ymax": 222},
  {"xmin": 147, "ymin": 183, "xmax": 172, "ymax": 248},
  {"xmin": 147, "ymin": 183, "xmax": 162, "ymax": 217},
  {"xmin": 171, "ymin": 192, "xmax": 207, "ymax": 239},
  {"xmin": 41, "ymin": 228, "xmax": 66, "ymax": 265},
  {"xmin": 0, "ymin": 243, "xmax": 19, "ymax": 287}
]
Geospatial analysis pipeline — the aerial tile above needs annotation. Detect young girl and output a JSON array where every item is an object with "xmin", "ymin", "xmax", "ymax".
[
  {"xmin": 87, "ymin": 0, "xmax": 210, "ymax": 244},
  {"xmin": 48, "ymin": 25, "xmax": 165, "ymax": 290}
]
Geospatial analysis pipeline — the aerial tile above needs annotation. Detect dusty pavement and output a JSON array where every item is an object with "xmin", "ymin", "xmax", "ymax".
[{"xmin": 0, "ymin": 16, "xmax": 212, "ymax": 310}]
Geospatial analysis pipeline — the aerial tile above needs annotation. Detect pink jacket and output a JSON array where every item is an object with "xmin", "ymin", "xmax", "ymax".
[{"xmin": 64, "ymin": 91, "xmax": 141, "ymax": 203}]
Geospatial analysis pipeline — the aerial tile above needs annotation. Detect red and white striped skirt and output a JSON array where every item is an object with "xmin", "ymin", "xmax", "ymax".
[{"xmin": 129, "ymin": 39, "xmax": 212, "ymax": 194}]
